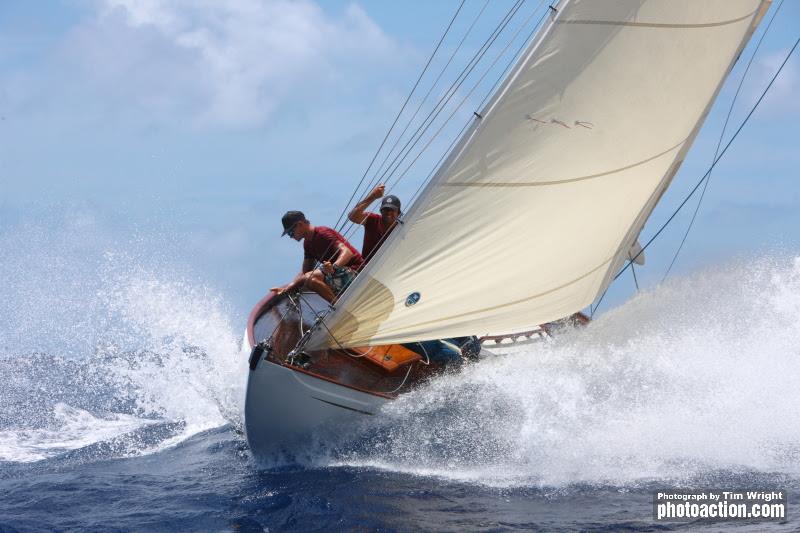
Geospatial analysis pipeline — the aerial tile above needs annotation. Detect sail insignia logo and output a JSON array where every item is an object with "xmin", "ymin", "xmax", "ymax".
[
  {"xmin": 525, "ymin": 114, "xmax": 594, "ymax": 130},
  {"xmin": 405, "ymin": 292, "xmax": 421, "ymax": 307}
]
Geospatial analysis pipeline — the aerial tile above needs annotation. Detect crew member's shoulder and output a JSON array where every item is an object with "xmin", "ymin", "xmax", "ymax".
[{"xmin": 316, "ymin": 226, "xmax": 344, "ymax": 239}]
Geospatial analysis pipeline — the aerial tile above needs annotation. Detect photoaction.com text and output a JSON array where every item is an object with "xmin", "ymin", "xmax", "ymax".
[{"xmin": 653, "ymin": 490, "xmax": 786, "ymax": 522}]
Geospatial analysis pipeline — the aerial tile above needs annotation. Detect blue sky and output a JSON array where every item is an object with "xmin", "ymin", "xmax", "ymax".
[{"xmin": 1, "ymin": 0, "xmax": 798, "ymax": 323}]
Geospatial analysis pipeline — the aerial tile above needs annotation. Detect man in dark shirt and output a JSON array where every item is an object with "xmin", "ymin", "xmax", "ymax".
[
  {"xmin": 347, "ymin": 184, "xmax": 400, "ymax": 264},
  {"xmin": 272, "ymin": 211, "xmax": 364, "ymax": 303}
]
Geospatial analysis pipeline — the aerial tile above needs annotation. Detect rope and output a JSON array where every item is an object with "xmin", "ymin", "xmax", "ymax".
[
  {"xmin": 591, "ymin": 35, "xmax": 799, "ymax": 317},
  {"xmin": 417, "ymin": 342, "xmax": 431, "ymax": 365},
  {"xmin": 386, "ymin": 364, "xmax": 415, "ymax": 395}
]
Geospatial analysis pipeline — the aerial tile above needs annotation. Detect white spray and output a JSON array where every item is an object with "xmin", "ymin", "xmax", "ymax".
[{"xmin": 337, "ymin": 256, "xmax": 800, "ymax": 487}]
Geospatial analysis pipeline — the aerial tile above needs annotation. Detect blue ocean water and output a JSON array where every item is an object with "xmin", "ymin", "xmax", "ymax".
[
  {"xmin": 2, "ymin": 425, "xmax": 797, "ymax": 531},
  {"xmin": 2, "ymin": 221, "xmax": 799, "ymax": 531}
]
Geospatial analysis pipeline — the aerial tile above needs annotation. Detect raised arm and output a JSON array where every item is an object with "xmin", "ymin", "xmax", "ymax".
[{"xmin": 348, "ymin": 184, "xmax": 385, "ymax": 225}]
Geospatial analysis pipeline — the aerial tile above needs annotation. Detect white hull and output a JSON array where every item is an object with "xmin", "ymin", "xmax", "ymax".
[
  {"xmin": 244, "ymin": 358, "xmax": 389, "ymax": 456},
  {"xmin": 241, "ymin": 291, "xmax": 580, "ymax": 457}
]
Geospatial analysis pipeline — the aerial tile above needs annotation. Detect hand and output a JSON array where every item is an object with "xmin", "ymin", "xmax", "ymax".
[
  {"xmin": 370, "ymin": 184, "xmax": 386, "ymax": 200},
  {"xmin": 321, "ymin": 261, "xmax": 334, "ymax": 275}
]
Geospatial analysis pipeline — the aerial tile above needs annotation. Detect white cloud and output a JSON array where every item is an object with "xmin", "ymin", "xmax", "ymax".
[
  {"xmin": 760, "ymin": 47, "xmax": 799, "ymax": 104},
  {"xmin": 60, "ymin": 0, "xmax": 402, "ymax": 127},
  {"xmin": 739, "ymin": 47, "xmax": 800, "ymax": 118}
]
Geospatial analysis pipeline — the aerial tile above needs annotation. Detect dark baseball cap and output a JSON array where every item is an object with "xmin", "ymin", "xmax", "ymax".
[
  {"xmin": 281, "ymin": 210, "xmax": 306, "ymax": 236},
  {"xmin": 380, "ymin": 195, "xmax": 401, "ymax": 212}
]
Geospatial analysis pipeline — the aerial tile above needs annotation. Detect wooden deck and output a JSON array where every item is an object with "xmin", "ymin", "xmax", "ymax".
[{"xmin": 249, "ymin": 291, "xmax": 446, "ymax": 398}]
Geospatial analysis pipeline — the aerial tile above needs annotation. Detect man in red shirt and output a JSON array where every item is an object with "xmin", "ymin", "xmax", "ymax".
[
  {"xmin": 272, "ymin": 211, "xmax": 364, "ymax": 303},
  {"xmin": 347, "ymin": 184, "xmax": 400, "ymax": 264}
]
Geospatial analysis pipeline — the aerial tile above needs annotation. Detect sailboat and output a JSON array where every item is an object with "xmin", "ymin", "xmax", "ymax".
[{"xmin": 244, "ymin": 0, "xmax": 772, "ymax": 456}]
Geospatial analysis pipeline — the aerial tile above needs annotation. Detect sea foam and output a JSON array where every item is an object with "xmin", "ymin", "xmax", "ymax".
[{"xmin": 334, "ymin": 256, "xmax": 800, "ymax": 487}]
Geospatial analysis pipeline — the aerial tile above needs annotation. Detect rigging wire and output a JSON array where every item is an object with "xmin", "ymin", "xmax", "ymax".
[
  {"xmin": 591, "ymin": 35, "xmax": 800, "ymax": 317},
  {"xmin": 294, "ymin": 292, "xmax": 365, "ymax": 357},
  {"xmin": 309, "ymin": 1, "xmax": 478, "ymax": 275},
  {"xmin": 331, "ymin": 0, "xmax": 466, "ymax": 233},
  {"xmin": 407, "ymin": 115, "xmax": 472, "ymax": 208},
  {"xmin": 352, "ymin": 0, "xmax": 527, "ymax": 212},
  {"xmin": 286, "ymin": 292, "xmax": 305, "ymax": 336},
  {"xmin": 661, "ymin": 0, "xmax": 785, "ymax": 282},
  {"xmin": 630, "ymin": 262, "xmax": 640, "ymax": 292},
  {"xmin": 341, "ymin": 0, "xmax": 548, "ymax": 247},
  {"xmin": 330, "ymin": 1, "xmax": 548, "ymax": 285},
  {"xmin": 336, "ymin": 0, "xmax": 530, "ymax": 245},
  {"xmin": 362, "ymin": 0, "xmax": 491, "ymax": 201},
  {"xmin": 405, "ymin": 2, "xmax": 551, "ymax": 210},
  {"xmin": 300, "ymin": 291, "xmax": 416, "ymax": 393},
  {"xmin": 476, "ymin": 2, "xmax": 550, "ymax": 110},
  {"xmin": 327, "ymin": 1, "xmax": 550, "ymax": 311},
  {"xmin": 393, "ymin": 2, "xmax": 550, "ymax": 202},
  {"xmin": 336, "ymin": 1, "xmax": 522, "ymax": 234},
  {"xmin": 264, "ymin": 294, "xmax": 303, "ymax": 345},
  {"xmin": 386, "ymin": 1, "xmax": 548, "ymax": 191}
]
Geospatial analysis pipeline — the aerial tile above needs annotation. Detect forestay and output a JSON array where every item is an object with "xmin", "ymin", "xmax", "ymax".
[{"xmin": 308, "ymin": 0, "xmax": 770, "ymax": 349}]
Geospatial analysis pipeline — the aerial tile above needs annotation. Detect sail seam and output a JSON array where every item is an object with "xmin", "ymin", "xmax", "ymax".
[
  {"xmin": 443, "ymin": 136, "xmax": 687, "ymax": 188},
  {"xmin": 379, "ymin": 257, "xmax": 613, "ymax": 334},
  {"xmin": 557, "ymin": 10, "xmax": 758, "ymax": 30}
]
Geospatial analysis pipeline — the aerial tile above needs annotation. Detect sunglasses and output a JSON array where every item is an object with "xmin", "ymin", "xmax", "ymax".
[{"xmin": 285, "ymin": 222, "xmax": 300, "ymax": 237}]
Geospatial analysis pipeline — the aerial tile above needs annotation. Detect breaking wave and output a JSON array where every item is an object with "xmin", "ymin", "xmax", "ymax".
[
  {"xmin": 334, "ymin": 255, "xmax": 800, "ymax": 488},
  {"xmin": 0, "ymin": 217, "xmax": 247, "ymax": 464}
]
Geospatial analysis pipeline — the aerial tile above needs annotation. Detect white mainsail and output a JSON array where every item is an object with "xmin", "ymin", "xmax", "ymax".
[{"xmin": 308, "ymin": 0, "xmax": 770, "ymax": 349}]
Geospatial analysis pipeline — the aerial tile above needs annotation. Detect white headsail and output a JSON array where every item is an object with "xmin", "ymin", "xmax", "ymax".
[{"xmin": 308, "ymin": 0, "xmax": 770, "ymax": 349}]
